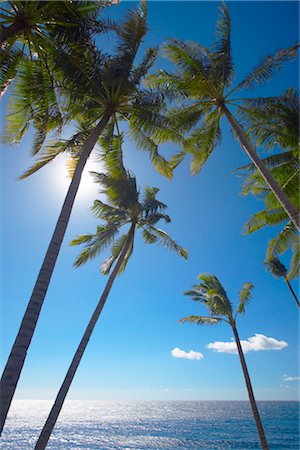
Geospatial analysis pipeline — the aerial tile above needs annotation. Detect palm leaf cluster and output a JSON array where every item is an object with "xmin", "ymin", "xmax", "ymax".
[
  {"xmin": 182, "ymin": 273, "xmax": 253, "ymax": 325},
  {"xmin": 0, "ymin": 0, "xmax": 110, "ymax": 90},
  {"xmin": 4, "ymin": 1, "xmax": 176, "ymax": 181},
  {"xmin": 70, "ymin": 132, "xmax": 188, "ymax": 274},
  {"xmin": 236, "ymin": 89, "xmax": 299, "ymax": 279}
]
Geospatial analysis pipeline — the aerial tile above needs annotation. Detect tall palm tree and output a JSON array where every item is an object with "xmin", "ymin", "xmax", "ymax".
[
  {"xmin": 181, "ymin": 273, "xmax": 269, "ymax": 450},
  {"xmin": 0, "ymin": 0, "xmax": 110, "ymax": 95},
  {"xmin": 147, "ymin": 2, "xmax": 299, "ymax": 229},
  {"xmin": 34, "ymin": 137, "xmax": 187, "ymax": 449},
  {"xmin": 0, "ymin": 2, "xmax": 169, "ymax": 433},
  {"xmin": 265, "ymin": 257, "xmax": 299, "ymax": 308}
]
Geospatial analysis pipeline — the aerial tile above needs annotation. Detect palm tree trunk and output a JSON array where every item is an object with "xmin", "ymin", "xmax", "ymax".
[
  {"xmin": 284, "ymin": 276, "xmax": 300, "ymax": 307},
  {"xmin": 232, "ymin": 323, "xmax": 269, "ymax": 450},
  {"xmin": 34, "ymin": 224, "xmax": 135, "ymax": 450},
  {"xmin": 223, "ymin": 105, "xmax": 300, "ymax": 230},
  {"xmin": 0, "ymin": 22, "xmax": 24, "ymax": 45},
  {"xmin": 0, "ymin": 109, "xmax": 113, "ymax": 436}
]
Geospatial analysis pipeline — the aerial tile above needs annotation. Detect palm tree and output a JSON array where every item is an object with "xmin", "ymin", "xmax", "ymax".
[
  {"xmin": 235, "ymin": 88, "xmax": 299, "ymax": 280},
  {"xmin": 265, "ymin": 257, "xmax": 299, "ymax": 308},
  {"xmin": 181, "ymin": 273, "xmax": 269, "ymax": 450},
  {"xmin": 0, "ymin": 2, "xmax": 170, "ymax": 433},
  {"xmin": 0, "ymin": 0, "xmax": 110, "ymax": 95},
  {"xmin": 34, "ymin": 137, "xmax": 187, "ymax": 449},
  {"xmin": 147, "ymin": 2, "xmax": 299, "ymax": 229}
]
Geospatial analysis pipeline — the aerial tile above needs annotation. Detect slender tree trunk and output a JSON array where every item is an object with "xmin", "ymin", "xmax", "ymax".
[
  {"xmin": 284, "ymin": 276, "xmax": 300, "ymax": 307},
  {"xmin": 0, "ymin": 22, "xmax": 24, "ymax": 45},
  {"xmin": 231, "ymin": 323, "xmax": 269, "ymax": 450},
  {"xmin": 0, "ymin": 109, "xmax": 113, "ymax": 436},
  {"xmin": 223, "ymin": 105, "xmax": 300, "ymax": 230},
  {"xmin": 34, "ymin": 224, "xmax": 135, "ymax": 450}
]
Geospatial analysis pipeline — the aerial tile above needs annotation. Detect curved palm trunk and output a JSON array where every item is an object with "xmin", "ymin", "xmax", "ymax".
[
  {"xmin": 0, "ymin": 110, "xmax": 112, "ymax": 435},
  {"xmin": 34, "ymin": 224, "xmax": 135, "ymax": 450},
  {"xmin": 232, "ymin": 323, "xmax": 269, "ymax": 450},
  {"xmin": 284, "ymin": 276, "xmax": 300, "ymax": 307},
  {"xmin": 223, "ymin": 106, "xmax": 300, "ymax": 230},
  {"xmin": 0, "ymin": 22, "xmax": 24, "ymax": 45}
]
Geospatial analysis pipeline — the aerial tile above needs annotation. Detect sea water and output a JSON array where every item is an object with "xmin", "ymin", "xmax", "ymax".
[{"xmin": 1, "ymin": 400, "xmax": 299, "ymax": 449}]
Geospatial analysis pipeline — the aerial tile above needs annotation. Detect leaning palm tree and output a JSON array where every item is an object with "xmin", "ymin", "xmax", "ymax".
[
  {"xmin": 0, "ymin": 2, "xmax": 170, "ymax": 433},
  {"xmin": 235, "ymin": 88, "xmax": 299, "ymax": 280},
  {"xmin": 265, "ymin": 257, "xmax": 299, "ymax": 308},
  {"xmin": 34, "ymin": 137, "xmax": 187, "ymax": 450},
  {"xmin": 181, "ymin": 274, "xmax": 269, "ymax": 450},
  {"xmin": 147, "ymin": 2, "xmax": 299, "ymax": 229}
]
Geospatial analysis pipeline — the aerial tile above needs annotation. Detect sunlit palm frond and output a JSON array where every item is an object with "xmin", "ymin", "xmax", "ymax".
[
  {"xmin": 129, "ymin": 127, "xmax": 174, "ymax": 179},
  {"xmin": 267, "ymin": 222, "xmax": 299, "ymax": 259},
  {"xmin": 237, "ymin": 282, "xmax": 254, "ymax": 315},
  {"xmin": 179, "ymin": 315, "xmax": 223, "ymax": 325},
  {"xmin": 145, "ymin": 226, "xmax": 188, "ymax": 259},
  {"xmin": 243, "ymin": 209, "xmax": 288, "ymax": 234},
  {"xmin": 196, "ymin": 274, "xmax": 233, "ymax": 317}
]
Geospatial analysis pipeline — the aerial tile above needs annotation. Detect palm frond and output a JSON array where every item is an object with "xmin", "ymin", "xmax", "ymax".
[
  {"xmin": 129, "ymin": 127, "xmax": 174, "ymax": 178},
  {"xmin": 145, "ymin": 226, "xmax": 188, "ymax": 259},
  {"xmin": 179, "ymin": 315, "xmax": 222, "ymax": 325},
  {"xmin": 212, "ymin": 1, "xmax": 233, "ymax": 87},
  {"xmin": 267, "ymin": 222, "xmax": 299, "ymax": 259},
  {"xmin": 71, "ymin": 223, "xmax": 121, "ymax": 267},
  {"xmin": 237, "ymin": 282, "xmax": 254, "ymax": 315},
  {"xmin": 19, "ymin": 143, "xmax": 67, "ymax": 179},
  {"xmin": 91, "ymin": 199, "xmax": 127, "ymax": 222},
  {"xmin": 243, "ymin": 209, "xmax": 288, "ymax": 234},
  {"xmin": 287, "ymin": 241, "xmax": 300, "ymax": 280},
  {"xmin": 236, "ymin": 44, "xmax": 299, "ymax": 91},
  {"xmin": 183, "ymin": 109, "xmax": 221, "ymax": 175}
]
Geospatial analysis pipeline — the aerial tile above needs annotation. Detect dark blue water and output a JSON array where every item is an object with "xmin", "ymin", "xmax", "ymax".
[{"xmin": 1, "ymin": 400, "xmax": 299, "ymax": 449}]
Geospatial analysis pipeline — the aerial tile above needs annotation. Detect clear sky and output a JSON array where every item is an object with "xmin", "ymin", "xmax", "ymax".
[{"xmin": 1, "ymin": 1, "xmax": 299, "ymax": 403}]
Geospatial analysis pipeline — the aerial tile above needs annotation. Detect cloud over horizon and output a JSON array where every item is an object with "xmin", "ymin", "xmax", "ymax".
[
  {"xmin": 207, "ymin": 334, "xmax": 288, "ymax": 354},
  {"xmin": 171, "ymin": 347, "xmax": 204, "ymax": 360},
  {"xmin": 283, "ymin": 374, "xmax": 300, "ymax": 381}
]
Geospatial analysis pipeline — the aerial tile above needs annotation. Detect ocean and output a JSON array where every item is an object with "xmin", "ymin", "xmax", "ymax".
[{"xmin": 1, "ymin": 400, "xmax": 299, "ymax": 449}]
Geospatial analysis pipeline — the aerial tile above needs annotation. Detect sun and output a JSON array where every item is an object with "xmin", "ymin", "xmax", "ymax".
[{"xmin": 51, "ymin": 154, "xmax": 104, "ymax": 205}]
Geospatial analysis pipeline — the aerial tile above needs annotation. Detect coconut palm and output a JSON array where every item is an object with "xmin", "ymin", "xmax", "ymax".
[
  {"xmin": 235, "ymin": 88, "xmax": 299, "ymax": 280},
  {"xmin": 265, "ymin": 257, "xmax": 299, "ymax": 308},
  {"xmin": 0, "ymin": 0, "xmax": 111, "ymax": 95},
  {"xmin": 181, "ymin": 274, "xmax": 269, "ymax": 450},
  {"xmin": 34, "ymin": 137, "xmax": 187, "ymax": 449},
  {"xmin": 147, "ymin": 2, "xmax": 299, "ymax": 229},
  {"xmin": 0, "ymin": 2, "xmax": 170, "ymax": 433}
]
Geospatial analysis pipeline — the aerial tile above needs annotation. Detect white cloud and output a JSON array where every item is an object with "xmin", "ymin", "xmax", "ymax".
[
  {"xmin": 207, "ymin": 333, "xmax": 288, "ymax": 354},
  {"xmin": 171, "ymin": 347, "xmax": 204, "ymax": 360},
  {"xmin": 283, "ymin": 374, "xmax": 300, "ymax": 381}
]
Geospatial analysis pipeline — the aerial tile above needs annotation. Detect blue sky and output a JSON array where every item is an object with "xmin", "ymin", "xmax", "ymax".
[{"xmin": 1, "ymin": 1, "xmax": 299, "ymax": 402}]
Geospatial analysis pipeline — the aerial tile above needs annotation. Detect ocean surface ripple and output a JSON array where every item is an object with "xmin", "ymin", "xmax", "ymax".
[{"xmin": 1, "ymin": 400, "xmax": 299, "ymax": 449}]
